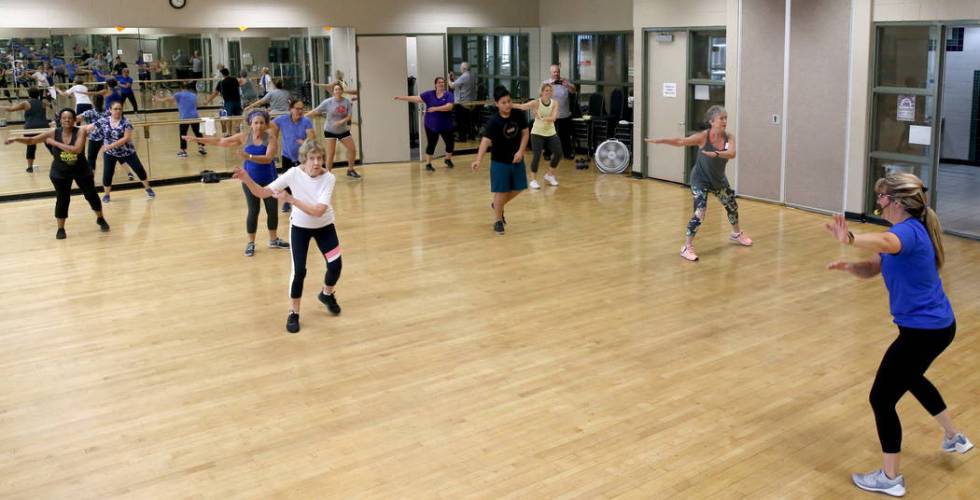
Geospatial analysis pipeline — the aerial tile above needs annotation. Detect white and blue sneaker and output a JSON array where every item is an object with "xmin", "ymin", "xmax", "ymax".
[
  {"xmin": 942, "ymin": 433, "xmax": 974, "ymax": 454},
  {"xmin": 852, "ymin": 469, "xmax": 905, "ymax": 497}
]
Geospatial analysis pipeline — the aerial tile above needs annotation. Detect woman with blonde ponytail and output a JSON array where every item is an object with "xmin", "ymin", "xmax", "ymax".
[{"xmin": 825, "ymin": 172, "xmax": 971, "ymax": 497}]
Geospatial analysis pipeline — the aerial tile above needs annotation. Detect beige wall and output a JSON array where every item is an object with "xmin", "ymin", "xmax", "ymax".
[
  {"xmin": 736, "ymin": 0, "xmax": 785, "ymax": 202},
  {"xmin": 0, "ymin": 0, "xmax": 537, "ymax": 32},
  {"xmin": 538, "ymin": 0, "xmax": 633, "ymax": 82},
  {"xmin": 874, "ymin": 0, "xmax": 980, "ymax": 21}
]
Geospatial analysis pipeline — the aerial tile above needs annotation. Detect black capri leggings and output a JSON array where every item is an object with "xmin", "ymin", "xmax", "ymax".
[
  {"xmin": 289, "ymin": 223, "xmax": 342, "ymax": 299},
  {"xmin": 179, "ymin": 123, "xmax": 202, "ymax": 150},
  {"xmin": 242, "ymin": 183, "xmax": 278, "ymax": 234},
  {"xmin": 25, "ymin": 132, "xmax": 41, "ymax": 160},
  {"xmin": 424, "ymin": 126, "xmax": 455, "ymax": 156},
  {"xmin": 87, "ymin": 140, "xmax": 101, "ymax": 176},
  {"xmin": 51, "ymin": 173, "xmax": 102, "ymax": 219},
  {"xmin": 103, "ymin": 152, "xmax": 148, "ymax": 187},
  {"xmin": 123, "ymin": 93, "xmax": 138, "ymax": 113},
  {"xmin": 870, "ymin": 321, "xmax": 955, "ymax": 453}
]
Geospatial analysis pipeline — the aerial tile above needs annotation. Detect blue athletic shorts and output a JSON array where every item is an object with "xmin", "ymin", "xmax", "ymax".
[{"xmin": 490, "ymin": 160, "xmax": 528, "ymax": 193}]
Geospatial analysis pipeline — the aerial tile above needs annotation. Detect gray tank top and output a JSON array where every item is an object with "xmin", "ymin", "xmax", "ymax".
[
  {"xmin": 24, "ymin": 99, "xmax": 48, "ymax": 129},
  {"xmin": 689, "ymin": 130, "xmax": 730, "ymax": 190}
]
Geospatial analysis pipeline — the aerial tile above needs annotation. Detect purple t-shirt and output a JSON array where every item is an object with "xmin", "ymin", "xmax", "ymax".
[{"xmin": 421, "ymin": 90, "xmax": 454, "ymax": 132}]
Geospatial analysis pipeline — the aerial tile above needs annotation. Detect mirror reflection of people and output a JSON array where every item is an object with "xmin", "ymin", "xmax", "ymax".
[
  {"xmin": 206, "ymin": 68, "xmax": 243, "ymax": 136},
  {"xmin": 395, "ymin": 76, "xmax": 455, "ymax": 172},
  {"xmin": 153, "ymin": 81, "xmax": 207, "ymax": 158},
  {"xmin": 308, "ymin": 83, "xmax": 360, "ymax": 178},
  {"xmin": 245, "ymin": 79, "xmax": 290, "ymax": 114},
  {"xmin": 0, "ymin": 87, "xmax": 52, "ymax": 173}
]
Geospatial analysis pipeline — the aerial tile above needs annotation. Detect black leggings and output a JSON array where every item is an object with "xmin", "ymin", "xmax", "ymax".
[
  {"xmin": 242, "ymin": 183, "xmax": 278, "ymax": 234},
  {"xmin": 179, "ymin": 123, "xmax": 202, "ymax": 150},
  {"xmin": 870, "ymin": 322, "xmax": 955, "ymax": 453},
  {"xmin": 530, "ymin": 134, "xmax": 562, "ymax": 173},
  {"xmin": 25, "ymin": 132, "xmax": 40, "ymax": 160},
  {"xmin": 51, "ymin": 173, "xmax": 102, "ymax": 219},
  {"xmin": 424, "ymin": 126, "xmax": 455, "ymax": 156},
  {"xmin": 289, "ymin": 223, "xmax": 342, "ymax": 299},
  {"xmin": 103, "ymin": 153, "xmax": 148, "ymax": 187},
  {"xmin": 122, "ymin": 93, "xmax": 138, "ymax": 112},
  {"xmin": 87, "ymin": 140, "xmax": 101, "ymax": 176}
]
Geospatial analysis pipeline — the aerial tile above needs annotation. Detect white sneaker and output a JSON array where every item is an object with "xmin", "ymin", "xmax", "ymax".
[
  {"xmin": 544, "ymin": 173, "xmax": 559, "ymax": 186},
  {"xmin": 851, "ymin": 469, "xmax": 905, "ymax": 497},
  {"xmin": 529, "ymin": 179, "xmax": 541, "ymax": 189}
]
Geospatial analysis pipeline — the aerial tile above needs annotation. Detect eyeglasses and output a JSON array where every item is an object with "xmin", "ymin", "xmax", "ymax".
[{"xmin": 876, "ymin": 193, "xmax": 893, "ymax": 200}]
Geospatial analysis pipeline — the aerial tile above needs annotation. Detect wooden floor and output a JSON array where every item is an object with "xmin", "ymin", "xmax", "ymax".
[{"xmin": 0, "ymin": 157, "xmax": 978, "ymax": 499}]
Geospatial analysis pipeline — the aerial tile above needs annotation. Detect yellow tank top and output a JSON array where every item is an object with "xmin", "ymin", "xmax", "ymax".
[{"xmin": 531, "ymin": 98, "xmax": 557, "ymax": 137}]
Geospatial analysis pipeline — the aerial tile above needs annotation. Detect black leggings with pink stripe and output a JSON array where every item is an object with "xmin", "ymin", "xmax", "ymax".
[{"xmin": 289, "ymin": 223, "xmax": 342, "ymax": 299}]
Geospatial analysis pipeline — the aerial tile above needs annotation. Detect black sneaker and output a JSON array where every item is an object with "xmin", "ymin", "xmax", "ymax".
[
  {"xmin": 347, "ymin": 169, "xmax": 361, "ymax": 179},
  {"xmin": 56, "ymin": 228, "xmax": 66, "ymax": 240},
  {"xmin": 445, "ymin": 159, "xmax": 454, "ymax": 168},
  {"xmin": 286, "ymin": 312, "xmax": 300, "ymax": 333},
  {"xmin": 494, "ymin": 220, "xmax": 505, "ymax": 235},
  {"xmin": 490, "ymin": 202, "xmax": 506, "ymax": 225},
  {"xmin": 96, "ymin": 217, "xmax": 110, "ymax": 232},
  {"xmin": 26, "ymin": 166, "xmax": 34, "ymax": 173},
  {"xmin": 318, "ymin": 291, "xmax": 341, "ymax": 315},
  {"xmin": 198, "ymin": 146, "xmax": 207, "ymax": 156},
  {"xmin": 245, "ymin": 241, "xmax": 255, "ymax": 257},
  {"xmin": 425, "ymin": 163, "xmax": 435, "ymax": 172}
]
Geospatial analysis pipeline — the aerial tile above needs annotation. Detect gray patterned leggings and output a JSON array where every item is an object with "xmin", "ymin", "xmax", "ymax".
[{"xmin": 687, "ymin": 185, "xmax": 739, "ymax": 237}]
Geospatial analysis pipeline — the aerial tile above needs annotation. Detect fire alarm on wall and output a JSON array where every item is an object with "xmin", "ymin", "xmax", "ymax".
[{"xmin": 170, "ymin": 0, "xmax": 187, "ymax": 9}]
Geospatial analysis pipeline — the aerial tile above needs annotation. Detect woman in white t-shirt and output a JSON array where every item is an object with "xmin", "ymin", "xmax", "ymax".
[
  {"xmin": 234, "ymin": 139, "xmax": 344, "ymax": 334},
  {"xmin": 58, "ymin": 77, "xmax": 93, "ymax": 114}
]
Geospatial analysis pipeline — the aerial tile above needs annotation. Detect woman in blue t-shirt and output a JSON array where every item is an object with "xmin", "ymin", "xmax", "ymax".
[
  {"xmin": 184, "ymin": 109, "xmax": 290, "ymax": 257},
  {"xmin": 152, "ymin": 81, "xmax": 206, "ymax": 158},
  {"xmin": 826, "ymin": 172, "xmax": 972, "ymax": 497},
  {"xmin": 116, "ymin": 67, "xmax": 138, "ymax": 113}
]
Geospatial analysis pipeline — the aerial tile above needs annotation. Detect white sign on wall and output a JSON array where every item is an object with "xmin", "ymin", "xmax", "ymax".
[
  {"xmin": 897, "ymin": 95, "xmax": 915, "ymax": 122},
  {"xmin": 142, "ymin": 53, "xmax": 153, "ymax": 63},
  {"xmin": 909, "ymin": 125, "xmax": 932, "ymax": 145},
  {"xmin": 662, "ymin": 82, "xmax": 677, "ymax": 98}
]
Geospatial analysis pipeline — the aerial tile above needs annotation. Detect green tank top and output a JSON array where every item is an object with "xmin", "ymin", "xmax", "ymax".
[{"xmin": 530, "ymin": 98, "xmax": 557, "ymax": 137}]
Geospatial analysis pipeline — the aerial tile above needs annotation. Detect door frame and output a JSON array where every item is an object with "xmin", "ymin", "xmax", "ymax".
[
  {"xmin": 640, "ymin": 26, "xmax": 726, "ymax": 180},
  {"xmin": 867, "ymin": 20, "xmax": 980, "ymax": 240}
]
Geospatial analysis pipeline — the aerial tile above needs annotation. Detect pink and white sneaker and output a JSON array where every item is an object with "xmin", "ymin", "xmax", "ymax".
[
  {"xmin": 680, "ymin": 245, "xmax": 699, "ymax": 262},
  {"xmin": 730, "ymin": 231, "xmax": 753, "ymax": 246}
]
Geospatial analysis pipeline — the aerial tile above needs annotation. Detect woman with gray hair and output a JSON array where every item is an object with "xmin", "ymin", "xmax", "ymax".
[{"xmin": 645, "ymin": 105, "xmax": 752, "ymax": 261}]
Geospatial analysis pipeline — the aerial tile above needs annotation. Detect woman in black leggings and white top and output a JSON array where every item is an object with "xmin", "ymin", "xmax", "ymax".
[
  {"xmin": 5, "ymin": 108, "xmax": 109, "ymax": 239},
  {"xmin": 235, "ymin": 139, "xmax": 343, "ymax": 333}
]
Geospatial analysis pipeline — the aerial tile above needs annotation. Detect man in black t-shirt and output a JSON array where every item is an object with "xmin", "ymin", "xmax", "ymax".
[
  {"xmin": 472, "ymin": 86, "xmax": 529, "ymax": 236},
  {"xmin": 206, "ymin": 68, "xmax": 242, "ymax": 135}
]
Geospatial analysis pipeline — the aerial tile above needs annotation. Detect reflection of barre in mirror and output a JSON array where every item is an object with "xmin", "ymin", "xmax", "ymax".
[
  {"xmin": 183, "ymin": 109, "xmax": 290, "ymax": 257},
  {"xmin": 645, "ymin": 105, "xmax": 752, "ymax": 262}
]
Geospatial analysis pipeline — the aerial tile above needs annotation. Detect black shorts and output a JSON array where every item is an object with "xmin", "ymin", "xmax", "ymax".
[{"xmin": 323, "ymin": 130, "xmax": 352, "ymax": 140}]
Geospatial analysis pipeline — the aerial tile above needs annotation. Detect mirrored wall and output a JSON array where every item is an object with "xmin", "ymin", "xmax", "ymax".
[{"xmin": 0, "ymin": 26, "xmax": 359, "ymax": 198}]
